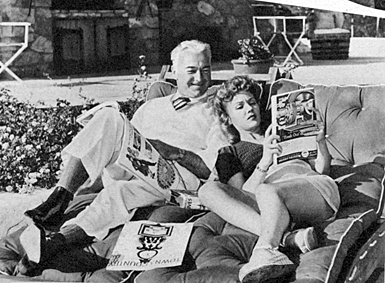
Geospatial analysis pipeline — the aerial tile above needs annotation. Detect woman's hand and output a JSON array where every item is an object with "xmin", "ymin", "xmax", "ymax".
[
  {"xmin": 301, "ymin": 108, "xmax": 326, "ymax": 143},
  {"xmin": 258, "ymin": 125, "xmax": 282, "ymax": 170}
]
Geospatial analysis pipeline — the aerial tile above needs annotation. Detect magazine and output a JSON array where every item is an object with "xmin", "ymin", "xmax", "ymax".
[
  {"xmin": 170, "ymin": 190, "xmax": 209, "ymax": 211},
  {"xmin": 271, "ymin": 88, "xmax": 318, "ymax": 165},
  {"xmin": 76, "ymin": 101, "xmax": 201, "ymax": 200},
  {"xmin": 107, "ymin": 220, "xmax": 194, "ymax": 271}
]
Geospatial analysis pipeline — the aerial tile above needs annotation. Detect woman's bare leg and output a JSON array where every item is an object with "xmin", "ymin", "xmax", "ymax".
[
  {"xmin": 254, "ymin": 179, "xmax": 334, "ymax": 249},
  {"xmin": 199, "ymin": 181, "xmax": 262, "ymax": 235}
]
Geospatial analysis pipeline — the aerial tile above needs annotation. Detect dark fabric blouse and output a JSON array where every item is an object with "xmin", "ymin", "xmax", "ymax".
[{"xmin": 215, "ymin": 141, "xmax": 263, "ymax": 184}]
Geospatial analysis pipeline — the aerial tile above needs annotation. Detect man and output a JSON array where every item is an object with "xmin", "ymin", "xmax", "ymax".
[{"xmin": 19, "ymin": 40, "xmax": 228, "ymax": 273}]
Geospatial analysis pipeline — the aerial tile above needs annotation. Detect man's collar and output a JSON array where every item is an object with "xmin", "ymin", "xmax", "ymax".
[{"xmin": 173, "ymin": 91, "xmax": 209, "ymax": 104}]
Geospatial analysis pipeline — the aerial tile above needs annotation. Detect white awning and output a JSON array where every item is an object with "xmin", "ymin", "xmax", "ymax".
[{"xmin": 255, "ymin": 0, "xmax": 385, "ymax": 18}]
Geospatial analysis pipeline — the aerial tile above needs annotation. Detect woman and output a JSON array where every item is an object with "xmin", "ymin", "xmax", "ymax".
[{"xmin": 198, "ymin": 76, "xmax": 340, "ymax": 283}]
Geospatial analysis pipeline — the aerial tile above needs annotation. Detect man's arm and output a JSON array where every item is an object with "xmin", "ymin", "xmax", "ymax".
[{"xmin": 148, "ymin": 139, "xmax": 211, "ymax": 179}]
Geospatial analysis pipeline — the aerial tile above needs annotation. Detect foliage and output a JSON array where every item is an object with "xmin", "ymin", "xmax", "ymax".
[
  {"xmin": 0, "ymin": 82, "xmax": 146, "ymax": 194},
  {"xmin": 236, "ymin": 37, "xmax": 273, "ymax": 63},
  {"xmin": 0, "ymin": 89, "xmax": 82, "ymax": 193},
  {"xmin": 132, "ymin": 55, "xmax": 152, "ymax": 100}
]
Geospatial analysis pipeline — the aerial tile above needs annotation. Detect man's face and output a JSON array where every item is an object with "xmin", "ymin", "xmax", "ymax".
[{"xmin": 174, "ymin": 50, "xmax": 211, "ymax": 98}]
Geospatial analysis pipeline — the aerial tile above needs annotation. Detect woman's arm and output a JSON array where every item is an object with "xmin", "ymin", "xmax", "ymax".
[
  {"xmin": 242, "ymin": 125, "xmax": 282, "ymax": 194},
  {"xmin": 227, "ymin": 172, "xmax": 246, "ymax": 190},
  {"xmin": 311, "ymin": 130, "xmax": 331, "ymax": 175},
  {"xmin": 242, "ymin": 164, "xmax": 270, "ymax": 194},
  {"xmin": 307, "ymin": 109, "xmax": 332, "ymax": 175}
]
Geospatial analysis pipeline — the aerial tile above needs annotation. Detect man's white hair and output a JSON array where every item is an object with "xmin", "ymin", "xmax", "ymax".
[{"xmin": 170, "ymin": 40, "xmax": 212, "ymax": 68}]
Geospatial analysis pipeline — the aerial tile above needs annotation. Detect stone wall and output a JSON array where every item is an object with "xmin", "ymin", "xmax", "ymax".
[
  {"xmin": 158, "ymin": 0, "xmax": 253, "ymax": 64},
  {"xmin": 125, "ymin": 0, "xmax": 160, "ymax": 69},
  {"xmin": 0, "ymin": 0, "xmax": 160, "ymax": 78},
  {"xmin": 2, "ymin": 0, "xmax": 381, "ymax": 78}
]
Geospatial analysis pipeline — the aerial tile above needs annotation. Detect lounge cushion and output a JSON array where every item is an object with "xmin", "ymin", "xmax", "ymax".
[
  {"xmin": 1, "ymin": 79, "xmax": 385, "ymax": 283},
  {"xmin": 136, "ymin": 212, "xmax": 258, "ymax": 283},
  {"xmin": 137, "ymin": 79, "xmax": 385, "ymax": 283},
  {"xmin": 0, "ymin": 199, "xmax": 204, "ymax": 282}
]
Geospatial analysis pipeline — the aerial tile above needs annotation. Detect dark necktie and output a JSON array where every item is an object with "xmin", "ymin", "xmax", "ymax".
[{"xmin": 172, "ymin": 97, "xmax": 191, "ymax": 111}]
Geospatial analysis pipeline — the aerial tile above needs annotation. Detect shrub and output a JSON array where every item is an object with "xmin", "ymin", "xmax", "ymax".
[
  {"xmin": 0, "ymin": 87, "xmax": 145, "ymax": 193},
  {"xmin": 236, "ymin": 37, "xmax": 273, "ymax": 63}
]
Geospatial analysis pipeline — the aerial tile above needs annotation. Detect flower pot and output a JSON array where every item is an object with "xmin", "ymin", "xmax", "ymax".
[{"xmin": 231, "ymin": 58, "xmax": 274, "ymax": 74}]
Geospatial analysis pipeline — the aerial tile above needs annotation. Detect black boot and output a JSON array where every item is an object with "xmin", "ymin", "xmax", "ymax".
[
  {"xmin": 24, "ymin": 186, "xmax": 73, "ymax": 228},
  {"xmin": 18, "ymin": 223, "xmax": 66, "ymax": 275},
  {"xmin": 17, "ymin": 255, "xmax": 40, "ymax": 276}
]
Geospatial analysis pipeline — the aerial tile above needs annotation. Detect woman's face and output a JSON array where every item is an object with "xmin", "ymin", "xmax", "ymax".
[{"xmin": 225, "ymin": 91, "xmax": 261, "ymax": 134}]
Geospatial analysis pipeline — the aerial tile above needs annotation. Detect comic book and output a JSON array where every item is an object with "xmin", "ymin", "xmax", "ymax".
[
  {"xmin": 107, "ymin": 220, "xmax": 194, "ymax": 271},
  {"xmin": 76, "ymin": 101, "xmax": 203, "ymax": 206},
  {"xmin": 271, "ymin": 88, "xmax": 318, "ymax": 165}
]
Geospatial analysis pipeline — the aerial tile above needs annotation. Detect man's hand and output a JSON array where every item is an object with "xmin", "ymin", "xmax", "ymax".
[
  {"xmin": 147, "ymin": 139, "xmax": 184, "ymax": 161},
  {"xmin": 148, "ymin": 139, "xmax": 210, "ymax": 179}
]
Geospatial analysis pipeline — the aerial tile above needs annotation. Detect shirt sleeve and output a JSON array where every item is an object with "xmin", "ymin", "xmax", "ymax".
[
  {"xmin": 215, "ymin": 146, "xmax": 242, "ymax": 184},
  {"xmin": 196, "ymin": 118, "xmax": 230, "ymax": 173}
]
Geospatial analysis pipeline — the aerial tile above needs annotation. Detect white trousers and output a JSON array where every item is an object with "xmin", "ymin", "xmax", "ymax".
[{"xmin": 62, "ymin": 108, "xmax": 168, "ymax": 240}]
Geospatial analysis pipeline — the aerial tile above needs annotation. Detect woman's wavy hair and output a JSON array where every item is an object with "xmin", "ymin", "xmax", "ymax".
[{"xmin": 211, "ymin": 75, "xmax": 264, "ymax": 144}]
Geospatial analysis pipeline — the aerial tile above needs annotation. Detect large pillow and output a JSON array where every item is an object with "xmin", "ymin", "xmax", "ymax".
[
  {"xmin": 136, "ymin": 212, "xmax": 259, "ymax": 283},
  {"xmin": 269, "ymin": 79, "xmax": 385, "ymax": 166},
  {"xmin": 268, "ymin": 79, "xmax": 385, "ymax": 283}
]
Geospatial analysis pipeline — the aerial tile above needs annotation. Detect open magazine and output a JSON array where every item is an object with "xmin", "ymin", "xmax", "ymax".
[
  {"xmin": 271, "ymin": 88, "xmax": 318, "ymax": 165},
  {"xmin": 76, "ymin": 101, "xmax": 206, "ymax": 209}
]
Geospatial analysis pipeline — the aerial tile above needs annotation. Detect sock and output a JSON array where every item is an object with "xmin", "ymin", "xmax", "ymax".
[
  {"xmin": 57, "ymin": 156, "xmax": 89, "ymax": 194},
  {"xmin": 59, "ymin": 224, "xmax": 94, "ymax": 246}
]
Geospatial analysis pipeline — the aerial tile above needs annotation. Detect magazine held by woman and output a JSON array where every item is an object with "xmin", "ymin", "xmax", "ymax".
[{"xmin": 271, "ymin": 88, "xmax": 318, "ymax": 165}]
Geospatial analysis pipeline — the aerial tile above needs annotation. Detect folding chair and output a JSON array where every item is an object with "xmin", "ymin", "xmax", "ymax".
[
  {"xmin": 252, "ymin": 16, "xmax": 307, "ymax": 66},
  {"xmin": 0, "ymin": 22, "xmax": 31, "ymax": 81}
]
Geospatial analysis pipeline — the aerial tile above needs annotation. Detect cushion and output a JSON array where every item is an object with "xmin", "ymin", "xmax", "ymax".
[
  {"xmin": 146, "ymin": 81, "xmax": 177, "ymax": 101},
  {"xmin": 314, "ymin": 28, "xmax": 350, "ymax": 37},
  {"xmin": 0, "ymin": 193, "xmax": 98, "ymax": 277},
  {"xmin": 269, "ymin": 79, "xmax": 385, "ymax": 166},
  {"xmin": 314, "ymin": 11, "xmax": 344, "ymax": 29},
  {"xmin": 0, "ymin": 202, "xmax": 204, "ymax": 282},
  {"xmin": 136, "ymin": 80, "xmax": 385, "ymax": 283},
  {"xmin": 136, "ymin": 212, "xmax": 259, "ymax": 283}
]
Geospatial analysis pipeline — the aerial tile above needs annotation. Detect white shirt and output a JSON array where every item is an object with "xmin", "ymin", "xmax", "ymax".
[{"xmin": 131, "ymin": 91, "xmax": 229, "ymax": 170}]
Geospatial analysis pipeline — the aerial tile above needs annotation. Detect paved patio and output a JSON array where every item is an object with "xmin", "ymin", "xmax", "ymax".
[{"xmin": 1, "ymin": 37, "xmax": 385, "ymax": 106}]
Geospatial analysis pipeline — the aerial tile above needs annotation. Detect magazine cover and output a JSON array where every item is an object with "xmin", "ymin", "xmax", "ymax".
[
  {"xmin": 107, "ymin": 221, "xmax": 194, "ymax": 271},
  {"xmin": 271, "ymin": 88, "xmax": 318, "ymax": 165}
]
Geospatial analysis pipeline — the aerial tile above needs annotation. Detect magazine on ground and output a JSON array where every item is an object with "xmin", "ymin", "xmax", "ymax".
[
  {"xmin": 106, "ymin": 220, "xmax": 194, "ymax": 271},
  {"xmin": 76, "ymin": 101, "xmax": 205, "ymax": 208},
  {"xmin": 271, "ymin": 88, "xmax": 318, "ymax": 165}
]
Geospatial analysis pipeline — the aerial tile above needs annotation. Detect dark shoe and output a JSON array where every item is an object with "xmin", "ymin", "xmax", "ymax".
[
  {"xmin": 239, "ymin": 248, "xmax": 295, "ymax": 283},
  {"xmin": 24, "ymin": 186, "xmax": 73, "ymax": 227},
  {"xmin": 19, "ymin": 223, "xmax": 66, "ymax": 265},
  {"xmin": 17, "ymin": 254, "xmax": 40, "ymax": 276}
]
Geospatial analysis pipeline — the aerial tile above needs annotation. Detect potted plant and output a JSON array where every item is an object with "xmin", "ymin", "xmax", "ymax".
[{"xmin": 231, "ymin": 37, "xmax": 274, "ymax": 74}]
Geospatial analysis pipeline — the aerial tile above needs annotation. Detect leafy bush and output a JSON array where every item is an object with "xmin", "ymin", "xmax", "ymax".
[
  {"xmin": 0, "ymin": 87, "xmax": 144, "ymax": 193},
  {"xmin": 236, "ymin": 37, "xmax": 273, "ymax": 63}
]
